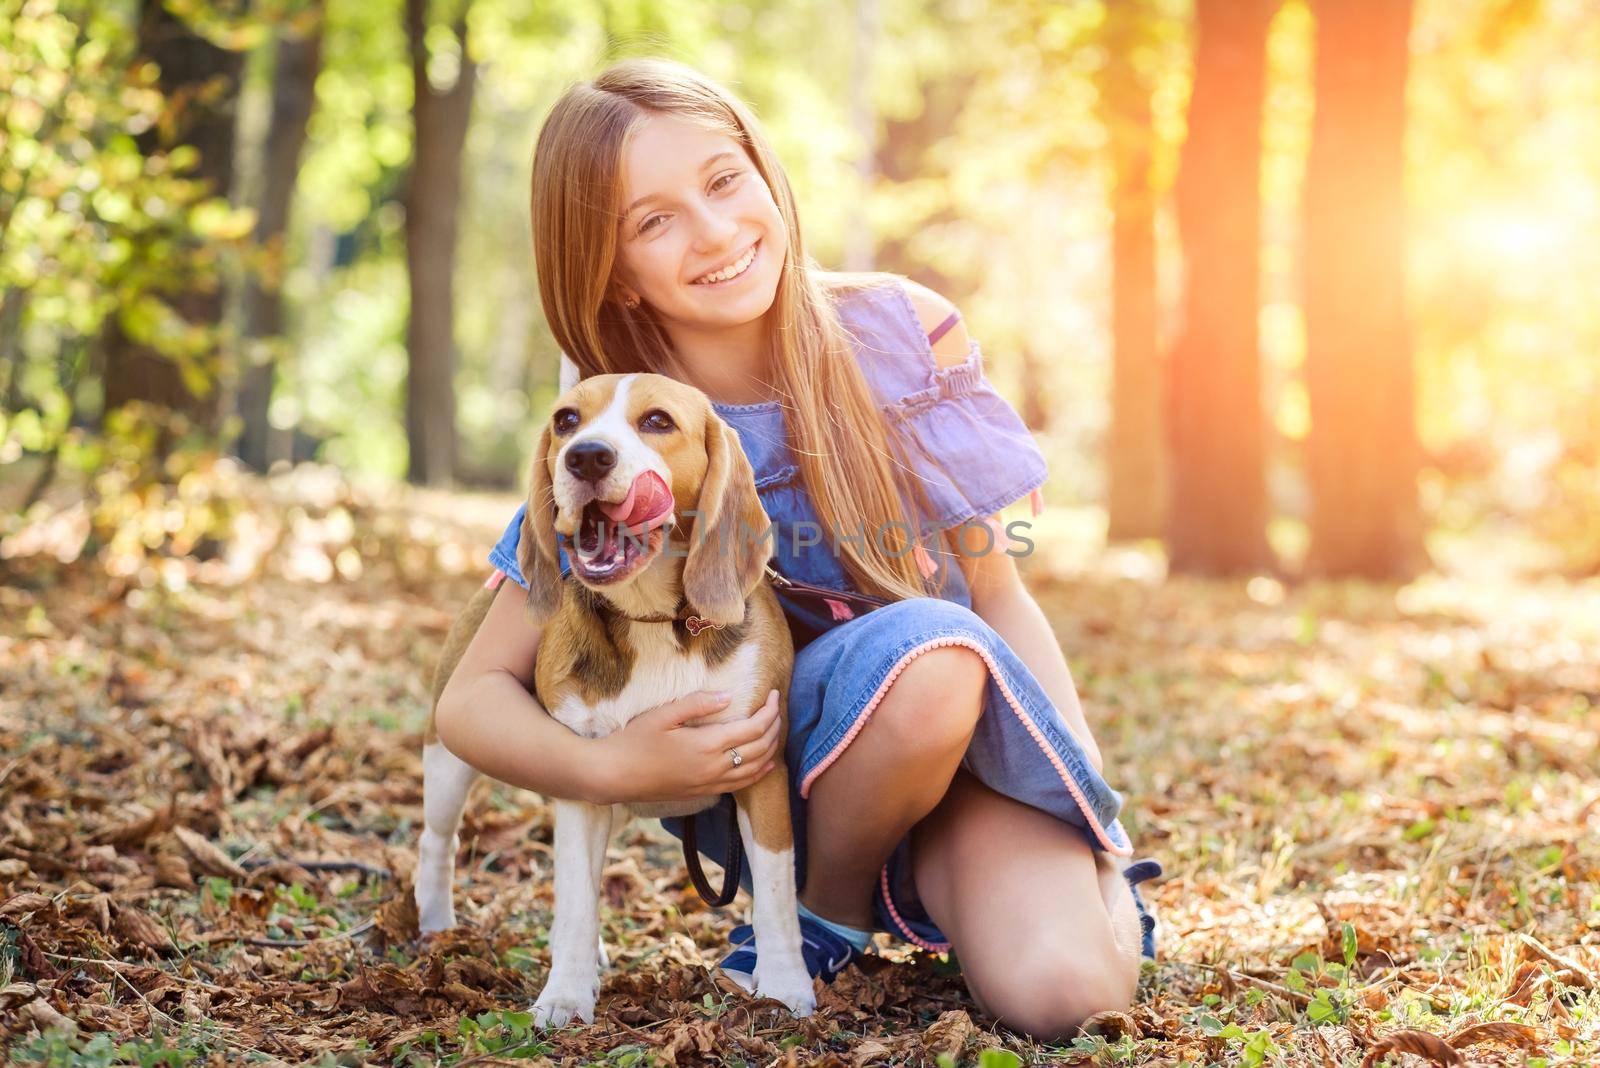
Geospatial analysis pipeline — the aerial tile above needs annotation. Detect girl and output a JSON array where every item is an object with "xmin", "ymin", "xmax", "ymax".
[{"xmin": 433, "ymin": 57, "xmax": 1161, "ymax": 1040}]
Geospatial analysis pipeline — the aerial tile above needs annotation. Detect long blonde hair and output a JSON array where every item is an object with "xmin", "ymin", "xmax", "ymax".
[{"xmin": 530, "ymin": 57, "xmax": 933, "ymax": 601}]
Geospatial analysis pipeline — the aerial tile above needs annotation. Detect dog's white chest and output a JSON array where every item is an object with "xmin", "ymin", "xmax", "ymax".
[{"xmin": 550, "ymin": 633, "xmax": 760, "ymax": 738}]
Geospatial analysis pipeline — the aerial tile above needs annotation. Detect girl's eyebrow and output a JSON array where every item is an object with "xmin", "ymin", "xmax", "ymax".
[{"xmin": 622, "ymin": 151, "xmax": 737, "ymax": 218}]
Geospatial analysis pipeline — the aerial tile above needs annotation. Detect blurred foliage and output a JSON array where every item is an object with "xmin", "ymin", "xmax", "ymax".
[
  {"xmin": 0, "ymin": 0, "xmax": 261, "ymax": 423},
  {"xmin": 0, "ymin": 0, "xmax": 257, "ymax": 574},
  {"xmin": 2, "ymin": 0, "xmax": 1598, "ymax": 577},
  {"xmin": 1407, "ymin": 0, "xmax": 1600, "ymax": 574}
]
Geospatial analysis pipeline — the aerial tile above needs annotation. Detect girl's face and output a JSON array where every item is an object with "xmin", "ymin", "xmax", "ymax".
[{"xmin": 611, "ymin": 113, "xmax": 788, "ymax": 330}]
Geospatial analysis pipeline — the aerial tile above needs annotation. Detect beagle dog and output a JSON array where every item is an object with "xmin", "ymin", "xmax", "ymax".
[{"xmin": 414, "ymin": 372, "xmax": 812, "ymax": 1026}]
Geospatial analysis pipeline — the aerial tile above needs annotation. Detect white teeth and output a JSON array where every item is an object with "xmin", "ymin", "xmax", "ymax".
[{"xmin": 692, "ymin": 242, "xmax": 757, "ymax": 285}]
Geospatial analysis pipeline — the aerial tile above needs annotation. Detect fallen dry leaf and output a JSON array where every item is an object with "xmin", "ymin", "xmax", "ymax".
[
  {"xmin": 3, "ymin": 472, "xmax": 1596, "ymax": 1064},
  {"xmin": 172, "ymin": 825, "xmax": 247, "ymax": 880},
  {"xmin": 1361, "ymin": 1030, "xmax": 1465, "ymax": 1067}
]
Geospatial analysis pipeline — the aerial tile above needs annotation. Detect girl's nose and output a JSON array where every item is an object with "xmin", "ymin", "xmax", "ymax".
[{"xmin": 690, "ymin": 202, "xmax": 740, "ymax": 250}]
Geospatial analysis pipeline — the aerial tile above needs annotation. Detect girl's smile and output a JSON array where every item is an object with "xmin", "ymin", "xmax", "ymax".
[{"xmin": 689, "ymin": 238, "xmax": 761, "ymax": 286}]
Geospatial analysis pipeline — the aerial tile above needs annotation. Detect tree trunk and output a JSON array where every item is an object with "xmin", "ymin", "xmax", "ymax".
[
  {"xmin": 403, "ymin": 0, "xmax": 475, "ymax": 487},
  {"xmin": 236, "ymin": 16, "xmax": 323, "ymax": 473},
  {"xmin": 1303, "ymin": 0, "xmax": 1424, "ymax": 579},
  {"xmin": 1165, "ymin": 0, "xmax": 1278, "ymax": 575},
  {"xmin": 872, "ymin": 22, "xmax": 973, "ymax": 288},
  {"xmin": 1100, "ymin": 0, "xmax": 1166, "ymax": 542},
  {"xmin": 101, "ymin": 1, "xmax": 245, "ymax": 433},
  {"xmin": 1016, "ymin": 344, "xmax": 1049, "ymax": 432},
  {"xmin": 0, "ymin": 291, "xmax": 25, "ymax": 412}
]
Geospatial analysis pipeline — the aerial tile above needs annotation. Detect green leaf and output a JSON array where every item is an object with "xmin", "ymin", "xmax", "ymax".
[
  {"xmin": 1291, "ymin": 951, "xmax": 1322, "ymax": 973},
  {"xmin": 1307, "ymin": 989, "xmax": 1343, "ymax": 1025},
  {"xmin": 979, "ymin": 1051, "xmax": 1023, "ymax": 1068},
  {"xmin": 1342, "ymin": 921, "xmax": 1358, "ymax": 966},
  {"xmin": 1403, "ymin": 817, "xmax": 1436, "ymax": 841}
]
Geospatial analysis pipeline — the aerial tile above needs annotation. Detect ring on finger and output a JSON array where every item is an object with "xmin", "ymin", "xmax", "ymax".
[{"xmin": 729, "ymin": 748, "xmax": 743, "ymax": 768}]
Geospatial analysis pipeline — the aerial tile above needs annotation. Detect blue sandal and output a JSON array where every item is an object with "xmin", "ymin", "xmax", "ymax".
[{"xmin": 719, "ymin": 913, "xmax": 868, "ymax": 989}]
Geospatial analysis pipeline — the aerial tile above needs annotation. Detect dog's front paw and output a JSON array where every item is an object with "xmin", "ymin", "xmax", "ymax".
[
  {"xmin": 414, "ymin": 872, "xmax": 457, "ymax": 935},
  {"xmin": 415, "ymin": 903, "xmax": 455, "ymax": 936},
  {"xmin": 532, "ymin": 976, "xmax": 598, "ymax": 1028},
  {"xmin": 755, "ymin": 966, "xmax": 816, "ymax": 1018}
]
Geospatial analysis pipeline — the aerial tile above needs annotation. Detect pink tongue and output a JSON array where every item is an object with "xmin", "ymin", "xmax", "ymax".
[{"xmin": 599, "ymin": 471, "xmax": 674, "ymax": 533}]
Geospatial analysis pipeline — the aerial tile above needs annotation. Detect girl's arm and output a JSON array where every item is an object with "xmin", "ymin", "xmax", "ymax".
[
  {"xmin": 899, "ymin": 281, "xmax": 1103, "ymax": 772},
  {"xmin": 951, "ymin": 519, "xmax": 1106, "ymax": 774},
  {"xmin": 434, "ymin": 579, "xmax": 782, "ymax": 803}
]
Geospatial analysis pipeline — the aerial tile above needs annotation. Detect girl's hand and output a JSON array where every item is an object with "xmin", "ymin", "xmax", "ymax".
[{"xmin": 587, "ymin": 688, "xmax": 782, "ymax": 805}]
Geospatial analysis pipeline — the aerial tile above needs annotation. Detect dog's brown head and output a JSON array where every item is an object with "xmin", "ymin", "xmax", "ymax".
[{"xmin": 519, "ymin": 372, "xmax": 772, "ymax": 626}]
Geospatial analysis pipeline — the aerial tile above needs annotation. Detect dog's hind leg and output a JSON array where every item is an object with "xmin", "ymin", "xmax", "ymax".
[
  {"xmin": 415, "ymin": 742, "xmax": 479, "ymax": 934},
  {"xmin": 735, "ymin": 768, "xmax": 816, "ymax": 1016},
  {"xmin": 533, "ymin": 799, "xmax": 616, "ymax": 1028}
]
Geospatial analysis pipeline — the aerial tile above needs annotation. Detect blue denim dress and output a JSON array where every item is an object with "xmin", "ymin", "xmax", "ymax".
[{"xmin": 487, "ymin": 278, "xmax": 1161, "ymax": 959}]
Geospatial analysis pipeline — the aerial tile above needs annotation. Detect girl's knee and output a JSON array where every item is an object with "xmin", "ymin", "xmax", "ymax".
[
  {"xmin": 875, "ymin": 642, "xmax": 989, "ymax": 753},
  {"xmin": 973, "ymin": 953, "xmax": 1138, "ymax": 1041}
]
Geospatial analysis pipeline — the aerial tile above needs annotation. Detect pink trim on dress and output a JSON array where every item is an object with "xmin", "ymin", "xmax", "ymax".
[
  {"xmin": 913, "ymin": 542, "xmax": 939, "ymax": 579},
  {"xmin": 879, "ymin": 865, "xmax": 951, "ymax": 952},
  {"xmin": 797, "ymin": 636, "xmax": 1132, "ymax": 857},
  {"xmin": 484, "ymin": 568, "xmax": 508, "ymax": 590},
  {"xmin": 1029, "ymin": 487, "xmax": 1045, "ymax": 517}
]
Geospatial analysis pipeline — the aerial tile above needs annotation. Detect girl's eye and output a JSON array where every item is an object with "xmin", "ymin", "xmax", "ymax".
[
  {"xmin": 553, "ymin": 408, "xmax": 580, "ymax": 434},
  {"xmin": 635, "ymin": 174, "xmax": 739, "ymax": 234},
  {"xmin": 639, "ymin": 410, "xmax": 675, "ymax": 433}
]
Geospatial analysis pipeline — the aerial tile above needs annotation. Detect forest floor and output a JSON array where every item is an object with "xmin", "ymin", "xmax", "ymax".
[{"xmin": 1, "ymin": 467, "xmax": 1597, "ymax": 1066}]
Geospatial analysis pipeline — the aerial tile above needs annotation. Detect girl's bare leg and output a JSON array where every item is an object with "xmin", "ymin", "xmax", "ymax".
[
  {"xmin": 797, "ymin": 646, "xmax": 988, "ymax": 927},
  {"xmin": 911, "ymin": 769, "xmax": 1142, "ymax": 1039},
  {"xmin": 798, "ymin": 645, "xmax": 1140, "ymax": 1039}
]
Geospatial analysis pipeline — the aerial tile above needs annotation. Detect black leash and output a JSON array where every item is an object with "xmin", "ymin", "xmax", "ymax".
[
  {"xmin": 682, "ymin": 806, "xmax": 743, "ymax": 907},
  {"xmin": 679, "ymin": 566, "xmax": 891, "ymax": 908}
]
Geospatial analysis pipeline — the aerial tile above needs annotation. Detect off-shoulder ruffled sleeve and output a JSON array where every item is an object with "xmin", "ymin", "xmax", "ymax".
[{"xmin": 877, "ymin": 338, "xmax": 1049, "ymax": 538}]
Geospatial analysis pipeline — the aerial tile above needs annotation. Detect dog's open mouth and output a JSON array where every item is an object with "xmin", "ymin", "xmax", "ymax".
[{"xmin": 568, "ymin": 471, "xmax": 674, "ymax": 584}]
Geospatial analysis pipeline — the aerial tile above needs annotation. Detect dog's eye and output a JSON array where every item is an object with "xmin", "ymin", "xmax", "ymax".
[
  {"xmin": 553, "ymin": 408, "xmax": 580, "ymax": 434},
  {"xmin": 639, "ymin": 409, "xmax": 675, "ymax": 433}
]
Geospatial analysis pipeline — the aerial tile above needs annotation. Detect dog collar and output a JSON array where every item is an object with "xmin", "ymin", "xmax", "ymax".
[
  {"xmin": 624, "ymin": 598, "xmax": 726, "ymax": 635},
  {"xmin": 586, "ymin": 588, "xmax": 726, "ymax": 635}
]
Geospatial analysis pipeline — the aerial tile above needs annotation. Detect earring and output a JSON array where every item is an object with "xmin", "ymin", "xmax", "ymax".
[{"xmin": 624, "ymin": 294, "xmax": 640, "ymax": 309}]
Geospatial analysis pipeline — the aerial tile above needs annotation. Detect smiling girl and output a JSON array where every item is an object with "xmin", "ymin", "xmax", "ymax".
[{"xmin": 431, "ymin": 57, "xmax": 1161, "ymax": 1039}]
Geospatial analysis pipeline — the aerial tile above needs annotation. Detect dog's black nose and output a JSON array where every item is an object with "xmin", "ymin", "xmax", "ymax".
[{"xmin": 565, "ymin": 440, "xmax": 617, "ymax": 483}]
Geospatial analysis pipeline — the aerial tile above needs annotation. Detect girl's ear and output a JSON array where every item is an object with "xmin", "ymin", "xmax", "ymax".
[
  {"xmin": 517, "ymin": 423, "xmax": 565, "ymax": 621},
  {"xmin": 682, "ymin": 413, "xmax": 771, "ymax": 627},
  {"xmin": 604, "ymin": 278, "xmax": 641, "ymax": 310}
]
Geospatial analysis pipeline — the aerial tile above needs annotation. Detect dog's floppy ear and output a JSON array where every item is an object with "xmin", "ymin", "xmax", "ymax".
[
  {"xmin": 517, "ymin": 423, "xmax": 564, "ymax": 621},
  {"xmin": 683, "ymin": 412, "xmax": 771, "ymax": 627}
]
